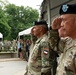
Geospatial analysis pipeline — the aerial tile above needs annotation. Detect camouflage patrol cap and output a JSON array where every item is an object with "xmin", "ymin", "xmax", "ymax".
[
  {"xmin": 59, "ymin": 4, "xmax": 76, "ymax": 15},
  {"xmin": 33, "ymin": 20, "xmax": 48, "ymax": 26}
]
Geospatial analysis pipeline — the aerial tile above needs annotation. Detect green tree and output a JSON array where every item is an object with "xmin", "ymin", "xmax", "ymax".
[
  {"xmin": 0, "ymin": 5, "xmax": 11, "ymax": 40},
  {"xmin": 5, "ymin": 4, "xmax": 39, "ymax": 40}
]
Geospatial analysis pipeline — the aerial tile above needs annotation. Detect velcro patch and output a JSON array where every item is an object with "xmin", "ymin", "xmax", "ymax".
[{"xmin": 43, "ymin": 50, "xmax": 48, "ymax": 55}]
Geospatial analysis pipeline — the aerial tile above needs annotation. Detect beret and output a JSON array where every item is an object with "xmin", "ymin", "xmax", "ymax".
[
  {"xmin": 33, "ymin": 20, "xmax": 48, "ymax": 26},
  {"xmin": 59, "ymin": 4, "xmax": 76, "ymax": 15}
]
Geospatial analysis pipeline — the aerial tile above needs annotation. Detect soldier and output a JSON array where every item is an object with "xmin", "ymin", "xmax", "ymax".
[
  {"xmin": 51, "ymin": 4, "xmax": 76, "ymax": 75},
  {"xmin": 24, "ymin": 20, "xmax": 52, "ymax": 75}
]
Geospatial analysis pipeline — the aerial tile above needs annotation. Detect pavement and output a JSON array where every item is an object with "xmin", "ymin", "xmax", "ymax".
[
  {"xmin": 14, "ymin": 69, "xmax": 26, "ymax": 75},
  {"xmin": 0, "ymin": 58, "xmax": 27, "ymax": 75},
  {"xmin": 0, "ymin": 58, "xmax": 22, "ymax": 62}
]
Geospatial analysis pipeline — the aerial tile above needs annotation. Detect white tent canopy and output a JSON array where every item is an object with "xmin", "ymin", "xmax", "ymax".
[
  {"xmin": 18, "ymin": 27, "xmax": 33, "ymax": 36},
  {"xmin": 0, "ymin": 32, "xmax": 3, "ymax": 38}
]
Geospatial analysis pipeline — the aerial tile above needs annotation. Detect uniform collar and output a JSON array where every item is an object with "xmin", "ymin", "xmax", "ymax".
[
  {"xmin": 64, "ymin": 38, "xmax": 76, "ymax": 52},
  {"xmin": 36, "ymin": 34, "xmax": 47, "ymax": 44}
]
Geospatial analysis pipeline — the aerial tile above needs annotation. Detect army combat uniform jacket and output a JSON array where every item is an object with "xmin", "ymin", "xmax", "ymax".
[
  {"xmin": 25, "ymin": 34, "xmax": 51, "ymax": 75},
  {"xmin": 56, "ymin": 38, "xmax": 76, "ymax": 75}
]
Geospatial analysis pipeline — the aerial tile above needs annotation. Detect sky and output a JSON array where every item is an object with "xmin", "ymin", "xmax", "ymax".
[{"xmin": 6, "ymin": 0, "xmax": 43, "ymax": 11}]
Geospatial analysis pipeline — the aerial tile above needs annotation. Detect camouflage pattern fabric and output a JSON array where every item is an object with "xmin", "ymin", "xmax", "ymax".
[
  {"xmin": 48, "ymin": 30, "xmax": 60, "ymax": 75},
  {"xmin": 25, "ymin": 34, "xmax": 52, "ymax": 75},
  {"xmin": 56, "ymin": 38, "xmax": 76, "ymax": 75}
]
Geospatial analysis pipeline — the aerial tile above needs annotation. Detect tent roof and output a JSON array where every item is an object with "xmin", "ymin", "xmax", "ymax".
[
  {"xmin": 18, "ymin": 27, "xmax": 33, "ymax": 36},
  {"xmin": 0, "ymin": 32, "xmax": 3, "ymax": 38}
]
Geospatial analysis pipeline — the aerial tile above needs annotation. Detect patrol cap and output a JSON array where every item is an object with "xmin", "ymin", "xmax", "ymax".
[
  {"xmin": 33, "ymin": 20, "xmax": 48, "ymax": 26},
  {"xmin": 59, "ymin": 4, "xmax": 76, "ymax": 15}
]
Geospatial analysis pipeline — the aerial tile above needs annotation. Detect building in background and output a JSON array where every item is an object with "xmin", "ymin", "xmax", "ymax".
[{"xmin": 40, "ymin": 0, "xmax": 76, "ymax": 27}]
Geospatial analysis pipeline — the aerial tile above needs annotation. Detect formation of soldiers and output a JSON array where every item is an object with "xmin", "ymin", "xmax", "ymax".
[{"xmin": 24, "ymin": 4, "xmax": 76, "ymax": 75}]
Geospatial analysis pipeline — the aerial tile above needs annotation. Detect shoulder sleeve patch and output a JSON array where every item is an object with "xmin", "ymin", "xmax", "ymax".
[{"xmin": 43, "ymin": 48, "xmax": 49, "ymax": 55}]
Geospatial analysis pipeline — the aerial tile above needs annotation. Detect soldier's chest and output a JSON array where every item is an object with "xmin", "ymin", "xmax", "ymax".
[
  {"xmin": 30, "ymin": 43, "xmax": 41, "ymax": 61},
  {"xmin": 59, "ymin": 46, "xmax": 76, "ymax": 69}
]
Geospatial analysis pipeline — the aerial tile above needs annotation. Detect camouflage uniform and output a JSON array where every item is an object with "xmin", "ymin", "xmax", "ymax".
[
  {"xmin": 48, "ymin": 30, "xmax": 73, "ymax": 75},
  {"xmin": 48, "ymin": 30, "xmax": 63, "ymax": 75},
  {"xmin": 49, "ymin": 29, "xmax": 76, "ymax": 75},
  {"xmin": 25, "ymin": 34, "xmax": 51, "ymax": 75},
  {"xmin": 56, "ymin": 38, "xmax": 76, "ymax": 75}
]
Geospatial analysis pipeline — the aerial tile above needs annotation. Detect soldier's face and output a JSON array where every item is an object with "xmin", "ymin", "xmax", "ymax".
[
  {"xmin": 33, "ymin": 25, "xmax": 41, "ymax": 37},
  {"xmin": 58, "ymin": 14, "xmax": 76, "ymax": 38}
]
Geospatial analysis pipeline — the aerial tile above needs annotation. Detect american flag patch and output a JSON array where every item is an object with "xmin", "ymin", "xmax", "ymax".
[{"xmin": 43, "ymin": 50, "xmax": 48, "ymax": 55}]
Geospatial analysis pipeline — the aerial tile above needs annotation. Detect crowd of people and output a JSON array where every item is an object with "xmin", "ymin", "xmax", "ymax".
[
  {"xmin": 24, "ymin": 4, "xmax": 76, "ymax": 75},
  {"xmin": 17, "ymin": 38, "xmax": 31, "ymax": 59}
]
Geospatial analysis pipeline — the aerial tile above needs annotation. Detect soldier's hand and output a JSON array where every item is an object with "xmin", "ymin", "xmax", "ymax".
[
  {"xmin": 51, "ymin": 17, "xmax": 62, "ymax": 30},
  {"xmin": 31, "ymin": 27, "xmax": 35, "ymax": 35}
]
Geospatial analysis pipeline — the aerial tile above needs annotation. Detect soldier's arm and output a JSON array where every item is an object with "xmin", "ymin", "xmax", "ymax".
[
  {"xmin": 48, "ymin": 17, "xmax": 61, "ymax": 52},
  {"xmin": 40, "ymin": 41, "xmax": 51, "ymax": 74},
  {"xmin": 48, "ymin": 17, "xmax": 65, "ymax": 54},
  {"xmin": 48, "ymin": 29, "xmax": 59, "ymax": 50}
]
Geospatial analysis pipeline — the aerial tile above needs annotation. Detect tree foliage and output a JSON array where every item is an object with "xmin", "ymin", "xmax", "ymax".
[
  {"xmin": 0, "ymin": 2, "xmax": 39, "ymax": 40},
  {"xmin": 0, "ymin": 5, "xmax": 11, "ymax": 40}
]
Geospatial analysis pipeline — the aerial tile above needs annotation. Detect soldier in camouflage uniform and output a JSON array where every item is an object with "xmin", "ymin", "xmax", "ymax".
[
  {"xmin": 51, "ymin": 4, "xmax": 76, "ymax": 75},
  {"xmin": 24, "ymin": 20, "xmax": 52, "ymax": 75}
]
